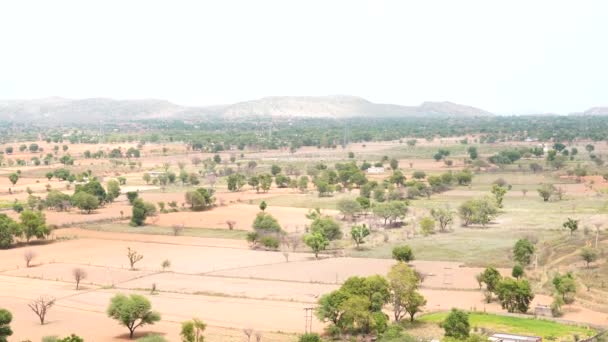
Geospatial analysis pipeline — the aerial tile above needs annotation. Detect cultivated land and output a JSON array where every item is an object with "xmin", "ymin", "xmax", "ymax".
[{"xmin": 1, "ymin": 136, "xmax": 607, "ymax": 341}]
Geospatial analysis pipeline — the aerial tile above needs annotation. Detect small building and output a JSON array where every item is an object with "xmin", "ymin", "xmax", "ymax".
[
  {"xmin": 366, "ymin": 166, "xmax": 385, "ymax": 174},
  {"xmin": 489, "ymin": 333, "xmax": 542, "ymax": 342}
]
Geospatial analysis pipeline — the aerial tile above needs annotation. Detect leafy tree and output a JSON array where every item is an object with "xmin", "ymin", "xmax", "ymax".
[
  {"xmin": 480, "ymin": 266, "xmax": 502, "ymax": 294},
  {"xmin": 274, "ymin": 174, "xmax": 291, "ymax": 188},
  {"xmin": 454, "ymin": 169, "xmax": 473, "ymax": 185},
  {"xmin": 252, "ymin": 212, "xmax": 282, "ymax": 233},
  {"xmin": 71, "ymin": 191, "xmax": 100, "ymax": 214},
  {"xmin": 299, "ymin": 333, "xmax": 322, "ymax": 342},
  {"xmin": 247, "ymin": 176, "xmax": 260, "ymax": 192},
  {"xmin": 310, "ymin": 216, "xmax": 342, "ymax": 240},
  {"xmin": 298, "ymin": 176, "xmax": 308, "ymax": 192},
  {"xmin": 512, "ymin": 265, "xmax": 524, "ymax": 279},
  {"xmin": 562, "ymin": 218, "xmax": 578, "ymax": 236},
  {"xmin": 304, "ymin": 232, "xmax": 329, "ymax": 258},
  {"xmin": 107, "ymin": 294, "xmax": 161, "ymax": 339},
  {"xmin": 351, "ymin": 224, "xmax": 370, "ymax": 248},
  {"xmin": 180, "ymin": 318, "xmax": 206, "ymax": 342},
  {"xmin": 458, "ymin": 197, "xmax": 498, "ymax": 227},
  {"xmin": 20, "ymin": 210, "xmax": 49, "ymax": 243},
  {"xmin": 106, "ymin": 179, "xmax": 121, "ymax": 202},
  {"xmin": 419, "ymin": 216, "xmax": 435, "ymax": 236},
  {"xmin": 75, "ymin": 179, "xmax": 107, "ymax": 205},
  {"xmin": 552, "ymin": 273, "xmax": 577, "ymax": 303},
  {"xmin": 431, "ymin": 208, "xmax": 454, "ymax": 232},
  {"xmin": 8, "ymin": 173, "xmax": 19, "ymax": 186},
  {"xmin": 131, "ymin": 199, "xmax": 155, "ymax": 226},
  {"xmin": 467, "ymin": 146, "xmax": 478, "ymax": 160},
  {"xmin": 271, "ymin": 164, "xmax": 282, "ymax": 176},
  {"xmin": 0, "ymin": 214, "xmax": 21, "ymax": 249},
  {"xmin": 184, "ymin": 188, "xmax": 215, "ymax": 211},
  {"xmin": 513, "ymin": 239, "xmax": 535, "ymax": 266},
  {"xmin": 442, "ymin": 309, "xmax": 470, "ymax": 339},
  {"xmin": 259, "ymin": 201, "xmax": 267, "ymax": 212},
  {"xmin": 389, "ymin": 158, "xmax": 399, "ymax": 170},
  {"xmin": 227, "ymin": 173, "xmax": 246, "ymax": 191},
  {"xmin": 45, "ymin": 190, "xmax": 71, "ymax": 211},
  {"xmin": 259, "ymin": 174, "xmax": 273, "ymax": 192},
  {"xmin": 490, "ymin": 184, "xmax": 508, "ymax": 208},
  {"xmin": 392, "ymin": 245, "xmax": 414, "ymax": 262},
  {"xmin": 537, "ymin": 183, "xmax": 556, "ymax": 202},
  {"xmin": 0, "ymin": 308, "xmax": 12, "ymax": 342},
  {"xmin": 495, "ymin": 278, "xmax": 534, "ymax": 313},
  {"xmin": 337, "ymin": 199, "xmax": 361, "ymax": 220},
  {"xmin": 143, "ymin": 173, "xmax": 151, "ymax": 184},
  {"xmin": 387, "ymin": 262, "xmax": 424, "ymax": 322},
  {"xmin": 126, "ymin": 191, "xmax": 139, "ymax": 204},
  {"xmin": 580, "ymin": 247, "xmax": 598, "ymax": 268}
]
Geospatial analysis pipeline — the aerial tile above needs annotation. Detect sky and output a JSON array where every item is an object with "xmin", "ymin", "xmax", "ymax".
[{"xmin": 0, "ymin": 0, "xmax": 607, "ymax": 114}]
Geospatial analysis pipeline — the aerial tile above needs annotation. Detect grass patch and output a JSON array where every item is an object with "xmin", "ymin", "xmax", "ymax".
[
  {"xmin": 81, "ymin": 222, "xmax": 248, "ymax": 240},
  {"xmin": 419, "ymin": 312, "xmax": 595, "ymax": 339}
]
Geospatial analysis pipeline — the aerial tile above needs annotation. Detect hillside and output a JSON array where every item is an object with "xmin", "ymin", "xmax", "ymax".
[{"xmin": 0, "ymin": 96, "xmax": 494, "ymax": 123}]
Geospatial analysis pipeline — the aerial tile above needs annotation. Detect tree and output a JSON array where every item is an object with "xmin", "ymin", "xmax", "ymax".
[
  {"xmin": 351, "ymin": 224, "xmax": 370, "ymax": 248},
  {"xmin": 431, "ymin": 208, "xmax": 454, "ymax": 232},
  {"xmin": 28, "ymin": 296, "xmax": 55, "ymax": 325},
  {"xmin": 127, "ymin": 247, "xmax": 144, "ymax": 270},
  {"xmin": 480, "ymin": 266, "xmax": 502, "ymax": 295},
  {"xmin": 143, "ymin": 173, "xmax": 151, "ymax": 184},
  {"xmin": 442, "ymin": 309, "xmax": 470, "ymax": 339},
  {"xmin": 298, "ymin": 176, "xmax": 308, "ymax": 192},
  {"xmin": 24, "ymin": 250, "xmax": 36, "ymax": 267},
  {"xmin": 0, "ymin": 308, "xmax": 12, "ymax": 342},
  {"xmin": 107, "ymin": 294, "xmax": 161, "ymax": 339},
  {"xmin": 180, "ymin": 318, "xmax": 206, "ymax": 342},
  {"xmin": 259, "ymin": 201, "xmax": 267, "ymax": 212},
  {"xmin": 552, "ymin": 273, "xmax": 576, "ymax": 303},
  {"xmin": 271, "ymin": 164, "xmax": 282, "ymax": 176},
  {"xmin": 495, "ymin": 278, "xmax": 534, "ymax": 313},
  {"xmin": 304, "ymin": 232, "xmax": 329, "ymax": 258},
  {"xmin": 580, "ymin": 247, "xmax": 598, "ymax": 268},
  {"xmin": 337, "ymin": 199, "xmax": 361, "ymax": 220},
  {"xmin": 310, "ymin": 216, "xmax": 342, "ymax": 240},
  {"xmin": 8, "ymin": 173, "xmax": 18, "ymax": 186},
  {"xmin": 105, "ymin": 180, "xmax": 121, "ymax": 202},
  {"xmin": 458, "ymin": 197, "xmax": 498, "ymax": 227},
  {"xmin": 75, "ymin": 179, "xmax": 107, "ymax": 204},
  {"xmin": 252, "ymin": 212, "xmax": 281, "ymax": 233},
  {"xmin": 227, "ymin": 173, "xmax": 246, "ymax": 191},
  {"xmin": 419, "ymin": 216, "xmax": 435, "ymax": 236},
  {"xmin": 562, "ymin": 218, "xmax": 578, "ymax": 236},
  {"xmin": 127, "ymin": 191, "xmax": 139, "ymax": 204},
  {"xmin": 537, "ymin": 184, "xmax": 556, "ymax": 202},
  {"xmin": 512, "ymin": 265, "xmax": 524, "ymax": 279},
  {"xmin": 0, "ymin": 214, "xmax": 20, "ymax": 249},
  {"xmin": 389, "ymin": 158, "xmax": 399, "ymax": 170},
  {"xmin": 490, "ymin": 184, "xmax": 507, "ymax": 208},
  {"xmin": 513, "ymin": 239, "xmax": 535, "ymax": 266},
  {"xmin": 45, "ymin": 190, "xmax": 71, "ymax": 211},
  {"xmin": 71, "ymin": 191, "xmax": 100, "ymax": 213},
  {"xmin": 72, "ymin": 267, "xmax": 87, "ymax": 290},
  {"xmin": 131, "ymin": 199, "xmax": 155, "ymax": 226},
  {"xmin": 387, "ymin": 262, "xmax": 424, "ymax": 322},
  {"xmin": 467, "ymin": 146, "xmax": 478, "ymax": 160},
  {"xmin": 299, "ymin": 333, "xmax": 322, "ymax": 342},
  {"xmin": 161, "ymin": 259, "xmax": 171, "ymax": 271},
  {"xmin": 392, "ymin": 245, "xmax": 414, "ymax": 262},
  {"xmin": 20, "ymin": 210, "xmax": 48, "ymax": 243},
  {"xmin": 185, "ymin": 188, "xmax": 215, "ymax": 211}
]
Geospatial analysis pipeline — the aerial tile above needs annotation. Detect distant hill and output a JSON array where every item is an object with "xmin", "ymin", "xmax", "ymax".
[
  {"xmin": 579, "ymin": 107, "xmax": 608, "ymax": 116},
  {"xmin": 0, "ymin": 95, "xmax": 495, "ymax": 123}
]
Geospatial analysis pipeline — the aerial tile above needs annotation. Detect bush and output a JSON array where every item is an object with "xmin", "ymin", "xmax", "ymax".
[
  {"xmin": 299, "ymin": 333, "xmax": 322, "ymax": 342},
  {"xmin": 392, "ymin": 245, "xmax": 414, "ymax": 262},
  {"xmin": 260, "ymin": 235, "xmax": 280, "ymax": 249}
]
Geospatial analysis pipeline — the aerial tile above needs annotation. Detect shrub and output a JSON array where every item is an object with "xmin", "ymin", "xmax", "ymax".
[
  {"xmin": 392, "ymin": 245, "xmax": 414, "ymax": 262},
  {"xmin": 260, "ymin": 235, "xmax": 280, "ymax": 250}
]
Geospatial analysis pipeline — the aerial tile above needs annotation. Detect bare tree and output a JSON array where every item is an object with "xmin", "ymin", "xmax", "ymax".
[
  {"xmin": 24, "ymin": 250, "xmax": 36, "ymax": 268},
  {"xmin": 28, "ymin": 296, "xmax": 55, "ymax": 325},
  {"xmin": 72, "ymin": 267, "xmax": 87, "ymax": 290},
  {"xmin": 243, "ymin": 328, "xmax": 253, "ymax": 342},
  {"xmin": 172, "ymin": 224, "xmax": 184, "ymax": 236},
  {"xmin": 126, "ymin": 247, "xmax": 143, "ymax": 270},
  {"xmin": 288, "ymin": 234, "xmax": 301, "ymax": 252},
  {"xmin": 225, "ymin": 220, "xmax": 236, "ymax": 230},
  {"xmin": 161, "ymin": 259, "xmax": 171, "ymax": 271},
  {"xmin": 255, "ymin": 331, "xmax": 263, "ymax": 342}
]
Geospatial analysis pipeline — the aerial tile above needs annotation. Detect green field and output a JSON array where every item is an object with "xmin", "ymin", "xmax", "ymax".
[
  {"xmin": 419, "ymin": 312, "xmax": 596, "ymax": 339},
  {"xmin": 81, "ymin": 222, "xmax": 248, "ymax": 240}
]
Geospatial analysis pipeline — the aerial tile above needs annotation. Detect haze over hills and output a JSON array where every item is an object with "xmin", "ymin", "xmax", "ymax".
[{"xmin": 0, "ymin": 95, "xmax": 605, "ymax": 123}]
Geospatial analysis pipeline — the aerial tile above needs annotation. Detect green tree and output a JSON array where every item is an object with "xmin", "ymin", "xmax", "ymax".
[
  {"xmin": 131, "ymin": 199, "xmax": 155, "ymax": 226},
  {"xmin": 351, "ymin": 224, "xmax": 370, "ymax": 248},
  {"xmin": 45, "ymin": 190, "xmax": 71, "ymax": 211},
  {"xmin": 304, "ymin": 232, "xmax": 329, "ymax": 258},
  {"xmin": 552, "ymin": 272, "xmax": 577, "ymax": 303},
  {"xmin": 298, "ymin": 176, "xmax": 308, "ymax": 192},
  {"xmin": 126, "ymin": 191, "xmax": 139, "ymax": 204},
  {"xmin": 259, "ymin": 200, "xmax": 267, "ymax": 212},
  {"xmin": 419, "ymin": 216, "xmax": 435, "ymax": 236},
  {"xmin": 458, "ymin": 197, "xmax": 498, "ymax": 227},
  {"xmin": 442, "ymin": 309, "xmax": 470, "ymax": 339},
  {"xmin": 0, "ymin": 214, "xmax": 21, "ymax": 249},
  {"xmin": 431, "ymin": 208, "xmax": 454, "ymax": 232},
  {"xmin": 75, "ymin": 179, "xmax": 107, "ymax": 205},
  {"xmin": 20, "ymin": 210, "xmax": 49, "ymax": 243},
  {"xmin": 562, "ymin": 218, "xmax": 578, "ymax": 236},
  {"xmin": 142, "ymin": 173, "xmax": 151, "ymax": 184},
  {"xmin": 389, "ymin": 158, "xmax": 399, "ymax": 170},
  {"xmin": 106, "ymin": 179, "xmax": 121, "ymax": 202},
  {"xmin": 107, "ymin": 294, "xmax": 161, "ymax": 339},
  {"xmin": 252, "ymin": 212, "xmax": 281, "ymax": 233},
  {"xmin": 310, "ymin": 216, "xmax": 342, "ymax": 240},
  {"xmin": 537, "ymin": 184, "xmax": 556, "ymax": 202},
  {"xmin": 184, "ymin": 188, "xmax": 215, "ymax": 211},
  {"xmin": 513, "ymin": 239, "xmax": 535, "ymax": 266},
  {"xmin": 495, "ymin": 278, "xmax": 534, "ymax": 313},
  {"xmin": 227, "ymin": 173, "xmax": 246, "ymax": 191},
  {"xmin": 467, "ymin": 146, "xmax": 478, "ymax": 160},
  {"xmin": 299, "ymin": 333, "xmax": 322, "ymax": 342},
  {"xmin": 271, "ymin": 164, "xmax": 282, "ymax": 176},
  {"xmin": 337, "ymin": 199, "xmax": 361, "ymax": 220},
  {"xmin": 490, "ymin": 184, "xmax": 508, "ymax": 208},
  {"xmin": 180, "ymin": 318, "xmax": 206, "ymax": 342},
  {"xmin": 392, "ymin": 245, "xmax": 414, "ymax": 262},
  {"xmin": 512, "ymin": 265, "xmax": 524, "ymax": 279},
  {"xmin": 480, "ymin": 266, "xmax": 502, "ymax": 295},
  {"xmin": 387, "ymin": 262, "xmax": 424, "ymax": 322},
  {"xmin": 8, "ymin": 173, "xmax": 19, "ymax": 186},
  {"xmin": 580, "ymin": 247, "xmax": 598, "ymax": 268},
  {"xmin": 71, "ymin": 191, "xmax": 100, "ymax": 214},
  {"xmin": 0, "ymin": 308, "xmax": 12, "ymax": 342}
]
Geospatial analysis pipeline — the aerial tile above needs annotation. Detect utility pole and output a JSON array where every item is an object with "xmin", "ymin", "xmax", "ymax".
[{"xmin": 303, "ymin": 307, "xmax": 313, "ymax": 334}]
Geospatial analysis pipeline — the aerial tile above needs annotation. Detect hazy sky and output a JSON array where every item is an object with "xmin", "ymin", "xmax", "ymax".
[{"xmin": 1, "ymin": 0, "xmax": 606, "ymax": 114}]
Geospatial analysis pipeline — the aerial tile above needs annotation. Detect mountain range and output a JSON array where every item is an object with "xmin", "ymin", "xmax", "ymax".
[{"xmin": 0, "ymin": 95, "xmax": 605, "ymax": 123}]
